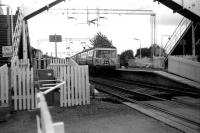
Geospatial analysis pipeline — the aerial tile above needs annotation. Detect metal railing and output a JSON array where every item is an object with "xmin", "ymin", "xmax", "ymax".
[
  {"xmin": 164, "ymin": 17, "xmax": 192, "ymax": 55},
  {"xmin": 38, "ymin": 80, "xmax": 65, "ymax": 95},
  {"xmin": 36, "ymin": 92, "xmax": 64, "ymax": 133}
]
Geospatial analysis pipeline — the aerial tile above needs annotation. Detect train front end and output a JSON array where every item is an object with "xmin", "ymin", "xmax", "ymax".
[{"xmin": 93, "ymin": 48, "xmax": 117, "ymax": 69}]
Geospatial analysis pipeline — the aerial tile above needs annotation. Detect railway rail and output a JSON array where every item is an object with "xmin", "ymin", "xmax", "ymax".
[
  {"xmin": 90, "ymin": 77, "xmax": 200, "ymax": 133},
  {"xmin": 106, "ymin": 77, "xmax": 200, "ymax": 108}
]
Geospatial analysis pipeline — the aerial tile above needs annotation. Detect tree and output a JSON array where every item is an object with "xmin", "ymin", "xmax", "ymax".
[
  {"xmin": 90, "ymin": 32, "xmax": 115, "ymax": 48},
  {"xmin": 120, "ymin": 49, "xmax": 134, "ymax": 67},
  {"xmin": 135, "ymin": 44, "xmax": 166, "ymax": 58},
  {"xmin": 149, "ymin": 44, "xmax": 166, "ymax": 57},
  {"xmin": 135, "ymin": 47, "xmax": 151, "ymax": 58}
]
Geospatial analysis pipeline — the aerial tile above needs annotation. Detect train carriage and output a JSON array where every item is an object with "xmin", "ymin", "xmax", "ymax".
[{"xmin": 71, "ymin": 47, "xmax": 117, "ymax": 71}]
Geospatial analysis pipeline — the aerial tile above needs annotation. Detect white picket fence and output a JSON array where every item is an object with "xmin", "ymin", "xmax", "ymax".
[
  {"xmin": 0, "ymin": 64, "xmax": 9, "ymax": 106},
  {"xmin": 11, "ymin": 58, "xmax": 37, "ymax": 110},
  {"xmin": 33, "ymin": 57, "xmax": 78, "ymax": 70},
  {"xmin": 1, "ymin": 57, "xmax": 89, "ymax": 110},
  {"xmin": 48, "ymin": 64, "xmax": 90, "ymax": 107},
  {"xmin": 33, "ymin": 58, "xmax": 51, "ymax": 69}
]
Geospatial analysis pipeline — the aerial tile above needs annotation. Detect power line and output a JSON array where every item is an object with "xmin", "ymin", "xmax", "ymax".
[{"xmin": 48, "ymin": 8, "xmax": 155, "ymax": 15}]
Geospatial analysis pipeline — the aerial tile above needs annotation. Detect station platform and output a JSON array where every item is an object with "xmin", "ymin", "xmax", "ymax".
[
  {"xmin": 0, "ymin": 97, "xmax": 182, "ymax": 133},
  {"xmin": 116, "ymin": 67, "xmax": 200, "ymax": 91},
  {"xmin": 153, "ymin": 70, "xmax": 200, "ymax": 90}
]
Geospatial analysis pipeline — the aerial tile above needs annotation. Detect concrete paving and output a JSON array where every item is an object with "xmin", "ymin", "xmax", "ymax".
[{"xmin": 0, "ymin": 97, "xmax": 182, "ymax": 133}]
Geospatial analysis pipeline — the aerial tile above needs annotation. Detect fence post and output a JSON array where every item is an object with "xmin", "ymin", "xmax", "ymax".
[{"xmin": 7, "ymin": 62, "xmax": 13, "ymax": 111}]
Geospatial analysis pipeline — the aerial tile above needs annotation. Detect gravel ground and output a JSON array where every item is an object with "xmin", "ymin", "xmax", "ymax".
[{"xmin": 0, "ymin": 98, "xmax": 182, "ymax": 133}]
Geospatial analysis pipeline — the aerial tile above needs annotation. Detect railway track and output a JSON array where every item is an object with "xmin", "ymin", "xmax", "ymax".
[
  {"xmin": 90, "ymin": 77, "xmax": 200, "ymax": 133},
  {"xmin": 107, "ymin": 77, "xmax": 200, "ymax": 108}
]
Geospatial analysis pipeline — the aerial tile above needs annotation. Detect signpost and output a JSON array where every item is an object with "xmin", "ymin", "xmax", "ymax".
[
  {"xmin": 49, "ymin": 34, "xmax": 62, "ymax": 57},
  {"xmin": 2, "ymin": 46, "xmax": 13, "ymax": 57}
]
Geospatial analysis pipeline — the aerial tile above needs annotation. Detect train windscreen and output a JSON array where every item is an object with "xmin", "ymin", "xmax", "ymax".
[{"xmin": 96, "ymin": 50, "xmax": 116, "ymax": 58}]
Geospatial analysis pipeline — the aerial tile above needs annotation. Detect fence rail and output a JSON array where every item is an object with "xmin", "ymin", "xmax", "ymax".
[
  {"xmin": 0, "ymin": 64, "xmax": 9, "ymax": 106},
  {"xmin": 33, "ymin": 57, "xmax": 78, "ymax": 70},
  {"xmin": 33, "ymin": 58, "xmax": 51, "ymax": 70}
]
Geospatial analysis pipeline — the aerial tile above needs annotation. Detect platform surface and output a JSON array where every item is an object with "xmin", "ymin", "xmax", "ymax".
[
  {"xmin": 0, "ymin": 98, "xmax": 182, "ymax": 133},
  {"xmin": 117, "ymin": 67, "xmax": 200, "ymax": 90},
  {"xmin": 153, "ymin": 70, "xmax": 200, "ymax": 89}
]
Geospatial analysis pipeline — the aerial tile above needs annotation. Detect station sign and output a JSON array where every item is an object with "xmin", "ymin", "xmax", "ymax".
[
  {"xmin": 49, "ymin": 35, "xmax": 62, "ymax": 42},
  {"xmin": 2, "ymin": 46, "xmax": 13, "ymax": 57}
]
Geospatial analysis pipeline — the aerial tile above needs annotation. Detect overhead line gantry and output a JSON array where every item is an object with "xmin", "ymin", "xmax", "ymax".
[{"xmin": 23, "ymin": 0, "xmax": 157, "ymax": 57}]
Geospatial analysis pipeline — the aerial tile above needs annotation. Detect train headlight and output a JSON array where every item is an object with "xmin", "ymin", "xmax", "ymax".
[{"xmin": 95, "ymin": 59, "xmax": 100, "ymax": 64}]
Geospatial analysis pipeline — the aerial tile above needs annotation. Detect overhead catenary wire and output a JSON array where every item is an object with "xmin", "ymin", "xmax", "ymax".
[{"xmin": 48, "ymin": 8, "xmax": 155, "ymax": 15}]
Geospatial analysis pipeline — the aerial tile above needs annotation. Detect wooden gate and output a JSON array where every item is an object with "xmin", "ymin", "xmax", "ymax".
[
  {"xmin": 11, "ymin": 58, "xmax": 37, "ymax": 110},
  {"xmin": 48, "ymin": 60, "xmax": 90, "ymax": 107}
]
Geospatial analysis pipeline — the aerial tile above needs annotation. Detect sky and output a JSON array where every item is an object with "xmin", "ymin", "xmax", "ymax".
[{"xmin": 1, "ymin": 0, "xmax": 183, "ymax": 57}]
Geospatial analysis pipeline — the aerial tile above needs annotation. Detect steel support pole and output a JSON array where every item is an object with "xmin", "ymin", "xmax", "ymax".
[
  {"xmin": 192, "ymin": 24, "xmax": 195, "ymax": 56},
  {"xmin": 55, "ymin": 34, "xmax": 57, "ymax": 58}
]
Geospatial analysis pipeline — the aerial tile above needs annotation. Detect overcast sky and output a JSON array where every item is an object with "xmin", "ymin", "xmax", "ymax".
[{"xmin": 2, "ymin": 0, "xmax": 183, "ymax": 57}]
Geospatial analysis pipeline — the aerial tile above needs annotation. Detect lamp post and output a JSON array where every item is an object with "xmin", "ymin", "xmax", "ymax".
[
  {"xmin": 161, "ymin": 35, "xmax": 171, "ymax": 56},
  {"xmin": 133, "ymin": 38, "xmax": 141, "ymax": 60}
]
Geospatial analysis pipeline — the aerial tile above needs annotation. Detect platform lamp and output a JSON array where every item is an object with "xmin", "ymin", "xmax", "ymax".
[{"xmin": 133, "ymin": 38, "xmax": 141, "ymax": 60}]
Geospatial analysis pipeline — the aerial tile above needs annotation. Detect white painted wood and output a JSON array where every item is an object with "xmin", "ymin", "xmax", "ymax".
[
  {"xmin": 36, "ymin": 115, "xmax": 42, "ymax": 133},
  {"xmin": 31, "ymin": 68, "xmax": 35, "ymax": 109},
  {"xmin": 71, "ymin": 66, "xmax": 75, "ymax": 106},
  {"xmin": 37, "ymin": 93, "xmax": 54, "ymax": 133},
  {"xmin": 85, "ymin": 66, "xmax": 90, "ymax": 104},
  {"xmin": 10, "ymin": 58, "xmax": 36, "ymax": 110},
  {"xmin": 63, "ymin": 67, "xmax": 66, "ymax": 106},
  {"xmin": 78, "ymin": 67, "xmax": 82, "ymax": 105},
  {"xmin": 37, "ymin": 92, "xmax": 65, "ymax": 133},
  {"xmin": 27, "ymin": 67, "xmax": 30, "ymax": 110},
  {"xmin": 42, "ymin": 81, "xmax": 65, "ymax": 95},
  {"xmin": 81, "ymin": 66, "xmax": 86, "ymax": 105},
  {"xmin": 22, "ymin": 65, "xmax": 26, "ymax": 110},
  {"xmin": 74, "ymin": 67, "xmax": 78, "ymax": 105},
  {"xmin": 18, "ymin": 64, "xmax": 21, "ymax": 110},
  {"xmin": 67, "ymin": 66, "xmax": 71, "ymax": 106},
  {"xmin": 60, "ymin": 67, "xmax": 64, "ymax": 107},
  {"xmin": 13, "ymin": 66, "xmax": 17, "ymax": 110},
  {"xmin": 47, "ymin": 58, "xmax": 90, "ymax": 107}
]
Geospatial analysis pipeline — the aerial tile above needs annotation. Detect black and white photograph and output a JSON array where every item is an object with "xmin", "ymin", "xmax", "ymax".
[{"xmin": 0, "ymin": 0, "xmax": 200, "ymax": 133}]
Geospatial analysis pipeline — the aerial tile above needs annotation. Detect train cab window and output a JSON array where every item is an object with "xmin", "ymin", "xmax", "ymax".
[
  {"xmin": 88, "ymin": 51, "xmax": 93, "ymax": 57},
  {"xmin": 96, "ymin": 50, "xmax": 116, "ymax": 58},
  {"xmin": 110, "ymin": 51, "xmax": 117, "ymax": 58}
]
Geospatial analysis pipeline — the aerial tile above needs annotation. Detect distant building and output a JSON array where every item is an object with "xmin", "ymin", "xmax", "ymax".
[
  {"xmin": 32, "ymin": 47, "xmax": 43, "ymax": 59},
  {"xmin": 0, "ymin": 0, "xmax": 4, "ymax": 15}
]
